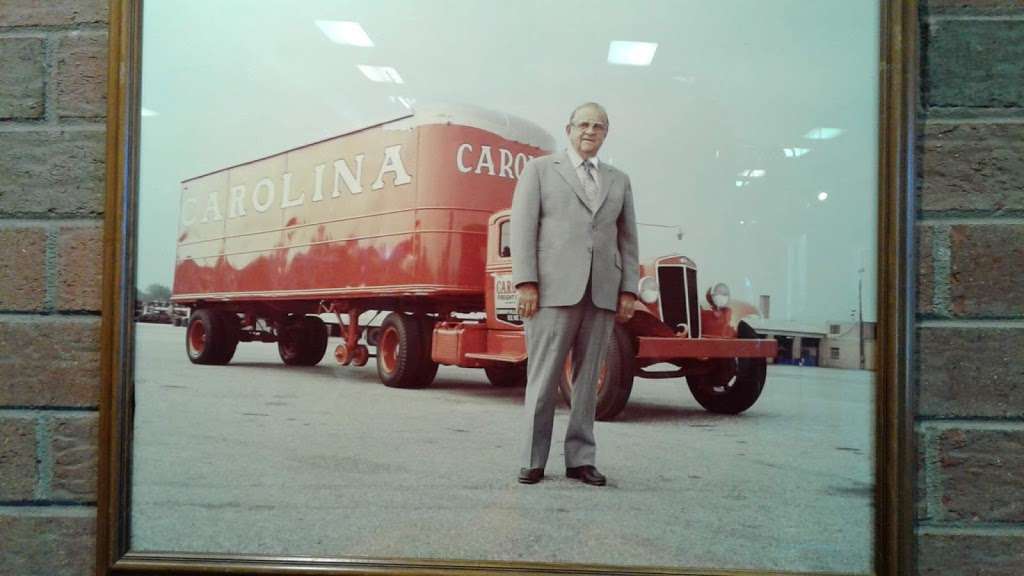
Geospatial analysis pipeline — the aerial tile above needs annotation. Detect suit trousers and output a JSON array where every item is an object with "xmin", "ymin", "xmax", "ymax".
[{"xmin": 521, "ymin": 280, "xmax": 615, "ymax": 470}]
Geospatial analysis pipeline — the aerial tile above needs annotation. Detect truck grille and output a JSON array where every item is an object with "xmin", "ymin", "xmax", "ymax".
[{"xmin": 657, "ymin": 265, "xmax": 701, "ymax": 338}]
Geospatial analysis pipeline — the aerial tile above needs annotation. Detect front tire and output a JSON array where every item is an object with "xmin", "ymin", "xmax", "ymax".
[
  {"xmin": 686, "ymin": 322, "xmax": 767, "ymax": 414},
  {"xmin": 376, "ymin": 313, "xmax": 434, "ymax": 388},
  {"xmin": 558, "ymin": 325, "xmax": 634, "ymax": 421}
]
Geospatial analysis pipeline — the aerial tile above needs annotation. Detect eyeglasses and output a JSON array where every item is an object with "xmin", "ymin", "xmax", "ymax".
[{"xmin": 571, "ymin": 121, "xmax": 608, "ymax": 133}]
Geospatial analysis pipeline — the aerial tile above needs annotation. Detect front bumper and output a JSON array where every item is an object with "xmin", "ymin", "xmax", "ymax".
[{"xmin": 636, "ymin": 336, "xmax": 778, "ymax": 360}]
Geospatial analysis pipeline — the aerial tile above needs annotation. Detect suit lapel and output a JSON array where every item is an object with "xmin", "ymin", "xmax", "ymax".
[{"xmin": 551, "ymin": 153, "xmax": 594, "ymax": 213}]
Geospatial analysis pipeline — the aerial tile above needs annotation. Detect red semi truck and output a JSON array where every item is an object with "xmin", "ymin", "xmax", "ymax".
[{"xmin": 172, "ymin": 104, "xmax": 777, "ymax": 420}]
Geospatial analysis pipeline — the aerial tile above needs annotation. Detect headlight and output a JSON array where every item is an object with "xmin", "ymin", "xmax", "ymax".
[{"xmin": 638, "ymin": 276, "xmax": 659, "ymax": 304}]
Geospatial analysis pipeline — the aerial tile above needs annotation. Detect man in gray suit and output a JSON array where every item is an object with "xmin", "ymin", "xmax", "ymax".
[{"xmin": 511, "ymin": 102, "xmax": 640, "ymax": 486}]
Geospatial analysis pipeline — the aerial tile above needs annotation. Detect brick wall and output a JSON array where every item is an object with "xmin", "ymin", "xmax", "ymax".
[
  {"xmin": 1, "ymin": 1, "xmax": 1021, "ymax": 575},
  {"xmin": 0, "ymin": 1, "xmax": 108, "ymax": 575},
  {"xmin": 916, "ymin": 1, "xmax": 1024, "ymax": 574}
]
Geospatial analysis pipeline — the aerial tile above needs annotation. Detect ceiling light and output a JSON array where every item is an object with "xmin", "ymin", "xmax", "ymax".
[
  {"xmin": 357, "ymin": 65, "xmax": 404, "ymax": 84},
  {"xmin": 389, "ymin": 96, "xmax": 416, "ymax": 109},
  {"xmin": 818, "ymin": 192, "xmax": 829, "ymax": 201},
  {"xmin": 607, "ymin": 41, "xmax": 658, "ymax": 66},
  {"xmin": 783, "ymin": 147, "xmax": 810, "ymax": 158},
  {"xmin": 140, "ymin": 108, "xmax": 158, "ymax": 117},
  {"xmin": 316, "ymin": 20, "xmax": 374, "ymax": 47},
  {"xmin": 803, "ymin": 127, "xmax": 845, "ymax": 140},
  {"xmin": 739, "ymin": 169, "xmax": 766, "ymax": 178}
]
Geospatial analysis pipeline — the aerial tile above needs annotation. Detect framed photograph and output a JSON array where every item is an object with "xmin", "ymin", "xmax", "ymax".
[{"xmin": 99, "ymin": 0, "xmax": 916, "ymax": 574}]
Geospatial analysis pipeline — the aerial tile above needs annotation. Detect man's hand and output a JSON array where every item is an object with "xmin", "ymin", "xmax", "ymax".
[
  {"xmin": 615, "ymin": 293, "xmax": 636, "ymax": 324},
  {"xmin": 516, "ymin": 283, "xmax": 539, "ymax": 319}
]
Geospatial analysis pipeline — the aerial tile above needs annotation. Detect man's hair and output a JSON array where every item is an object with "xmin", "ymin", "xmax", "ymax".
[{"xmin": 568, "ymin": 102, "xmax": 609, "ymax": 127}]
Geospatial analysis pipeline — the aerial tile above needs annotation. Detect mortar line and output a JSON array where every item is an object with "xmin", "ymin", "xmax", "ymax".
[
  {"xmin": 918, "ymin": 319, "xmax": 1024, "ymax": 328},
  {"xmin": 0, "ymin": 122, "xmax": 106, "ymax": 132},
  {"xmin": 928, "ymin": 14, "xmax": 1024, "ymax": 22},
  {"xmin": 916, "ymin": 216, "xmax": 1024, "ymax": 225},
  {"xmin": 917, "ymin": 419, "xmax": 1024, "ymax": 430},
  {"xmin": 43, "ymin": 224, "xmax": 58, "ymax": 312},
  {"xmin": 0, "ymin": 408, "xmax": 99, "ymax": 418},
  {"xmin": 917, "ymin": 523, "xmax": 1024, "ymax": 536},
  {"xmin": 43, "ymin": 30, "xmax": 56, "ymax": 125},
  {"xmin": 923, "ymin": 115, "xmax": 1024, "ymax": 124},
  {"xmin": 932, "ymin": 224, "xmax": 952, "ymax": 318},
  {"xmin": 0, "ymin": 504, "xmax": 96, "ymax": 516},
  {"xmin": 33, "ymin": 416, "xmax": 51, "ymax": 500},
  {"xmin": 0, "ymin": 24, "xmax": 107, "ymax": 36},
  {"xmin": 0, "ymin": 218, "xmax": 103, "ymax": 228}
]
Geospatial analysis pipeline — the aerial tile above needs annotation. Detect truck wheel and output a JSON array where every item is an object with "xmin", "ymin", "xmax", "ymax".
[
  {"xmin": 558, "ymin": 325, "xmax": 634, "ymax": 421},
  {"xmin": 278, "ymin": 315, "xmax": 328, "ymax": 366},
  {"xmin": 415, "ymin": 315, "xmax": 439, "ymax": 387},
  {"xmin": 485, "ymin": 363, "xmax": 527, "ymax": 387},
  {"xmin": 186, "ymin": 309, "xmax": 239, "ymax": 365},
  {"xmin": 376, "ymin": 313, "xmax": 432, "ymax": 388},
  {"xmin": 686, "ymin": 322, "xmax": 767, "ymax": 414}
]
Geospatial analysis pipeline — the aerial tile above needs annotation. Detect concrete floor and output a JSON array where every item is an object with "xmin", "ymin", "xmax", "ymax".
[{"xmin": 131, "ymin": 323, "xmax": 874, "ymax": 574}]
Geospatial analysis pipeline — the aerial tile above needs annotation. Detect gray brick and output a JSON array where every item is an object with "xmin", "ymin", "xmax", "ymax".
[
  {"xmin": 920, "ymin": 123, "xmax": 1024, "ymax": 213},
  {"xmin": 0, "ymin": 512, "xmax": 95, "ymax": 576},
  {"xmin": 56, "ymin": 33, "xmax": 108, "ymax": 119},
  {"xmin": 936, "ymin": 428, "xmax": 1024, "ymax": 522},
  {"xmin": 0, "ymin": 318, "xmax": 101, "ymax": 408},
  {"xmin": 0, "ymin": 418, "xmax": 37, "ymax": 500},
  {"xmin": 918, "ymin": 327, "xmax": 1024, "ymax": 418},
  {"xmin": 950, "ymin": 225, "xmax": 1024, "ymax": 318},
  {"xmin": 47, "ymin": 415, "xmax": 98, "ymax": 502},
  {"xmin": 918, "ymin": 532, "xmax": 1024, "ymax": 575},
  {"xmin": 925, "ymin": 0, "xmax": 1024, "ymax": 15},
  {"xmin": 926, "ymin": 20, "xmax": 1024, "ymax": 108},
  {"xmin": 0, "ymin": 38, "xmax": 45, "ymax": 120},
  {"xmin": 0, "ymin": 130, "xmax": 105, "ymax": 217},
  {"xmin": 0, "ymin": 0, "xmax": 108, "ymax": 27}
]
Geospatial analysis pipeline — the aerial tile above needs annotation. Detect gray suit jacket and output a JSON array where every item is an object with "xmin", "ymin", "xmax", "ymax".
[{"xmin": 510, "ymin": 151, "xmax": 640, "ymax": 311}]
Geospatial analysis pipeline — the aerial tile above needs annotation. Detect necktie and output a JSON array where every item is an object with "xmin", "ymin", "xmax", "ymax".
[{"xmin": 581, "ymin": 161, "xmax": 597, "ymax": 206}]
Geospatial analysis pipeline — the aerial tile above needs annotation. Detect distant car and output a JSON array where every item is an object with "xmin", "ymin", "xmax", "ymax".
[{"xmin": 137, "ymin": 310, "xmax": 173, "ymax": 324}]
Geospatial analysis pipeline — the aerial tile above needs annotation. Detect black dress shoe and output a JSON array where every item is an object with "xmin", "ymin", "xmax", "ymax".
[
  {"xmin": 518, "ymin": 467, "xmax": 544, "ymax": 484},
  {"xmin": 566, "ymin": 465, "xmax": 607, "ymax": 486}
]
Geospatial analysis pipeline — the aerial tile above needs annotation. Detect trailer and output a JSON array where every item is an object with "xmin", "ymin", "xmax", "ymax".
[{"xmin": 172, "ymin": 104, "xmax": 776, "ymax": 420}]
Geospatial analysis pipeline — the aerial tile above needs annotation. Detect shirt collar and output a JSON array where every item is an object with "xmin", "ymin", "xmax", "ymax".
[{"xmin": 566, "ymin": 146, "xmax": 599, "ymax": 170}]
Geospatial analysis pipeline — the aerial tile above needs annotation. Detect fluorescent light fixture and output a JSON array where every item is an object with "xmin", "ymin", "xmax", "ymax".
[
  {"xmin": 783, "ymin": 147, "xmax": 810, "ymax": 158},
  {"xmin": 357, "ymin": 65, "xmax": 404, "ymax": 84},
  {"xmin": 739, "ymin": 169, "xmax": 766, "ymax": 178},
  {"xmin": 316, "ymin": 20, "xmax": 374, "ymax": 47},
  {"xmin": 803, "ymin": 127, "xmax": 845, "ymax": 140},
  {"xmin": 672, "ymin": 75, "xmax": 695, "ymax": 84},
  {"xmin": 607, "ymin": 41, "xmax": 658, "ymax": 66},
  {"xmin": 140, "ymin": 107, "xmax": 158, "ymax": 117},
  {"xmin": 818, "ymin": 192, "xmax": 829, "ymax": 201},
  {"xmin": 389, "ymin": 96, "xmax": 416, "ymax": 109},
  {"xmin": 735, "ymin": 180, "xmax": 749, "ymax": 188}
]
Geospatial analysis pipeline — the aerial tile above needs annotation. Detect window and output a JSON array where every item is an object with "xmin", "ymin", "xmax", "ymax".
[
  {"xmin": 830, "ymin": 324, "xmax": 841, "ymax": 335},
  {"xmin": 830, "ymin": 347, "xmax": 841, "ymax": 360},
  {"xmin": 498, "ymin": 221, "xmax": 511, "ymax": 258}
]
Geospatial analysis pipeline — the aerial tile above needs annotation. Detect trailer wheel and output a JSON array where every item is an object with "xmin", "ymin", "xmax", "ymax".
[
  {"xmin": 558, "ymin": 325, "xmax": 634, "ymax": 421},
  {"xmin": 278, "ymin": 315, "xmax": 328, "ymax": 366},
  {"xmin": 186, "ymin": 309, "xmax": 239, "ymax": 365},
  {"xmin": 376, "ymin": 313, "xmax": 432, "ymax": 388},
  {"xmin": 415, "ymin": 315, "xmax": 439, "ymax": 387},
  {"xmin": 484, "ymin": 363, "xmax": 527, "ymax": 387},
  {"xmin": 686, "ymin": 322, "xmax": 767, "ymax": 414}
]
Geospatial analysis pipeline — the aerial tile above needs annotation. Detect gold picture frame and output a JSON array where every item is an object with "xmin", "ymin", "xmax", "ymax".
[{"xmin": 98, "ymin": 0, "xmax": 918, "ymax": 574}]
